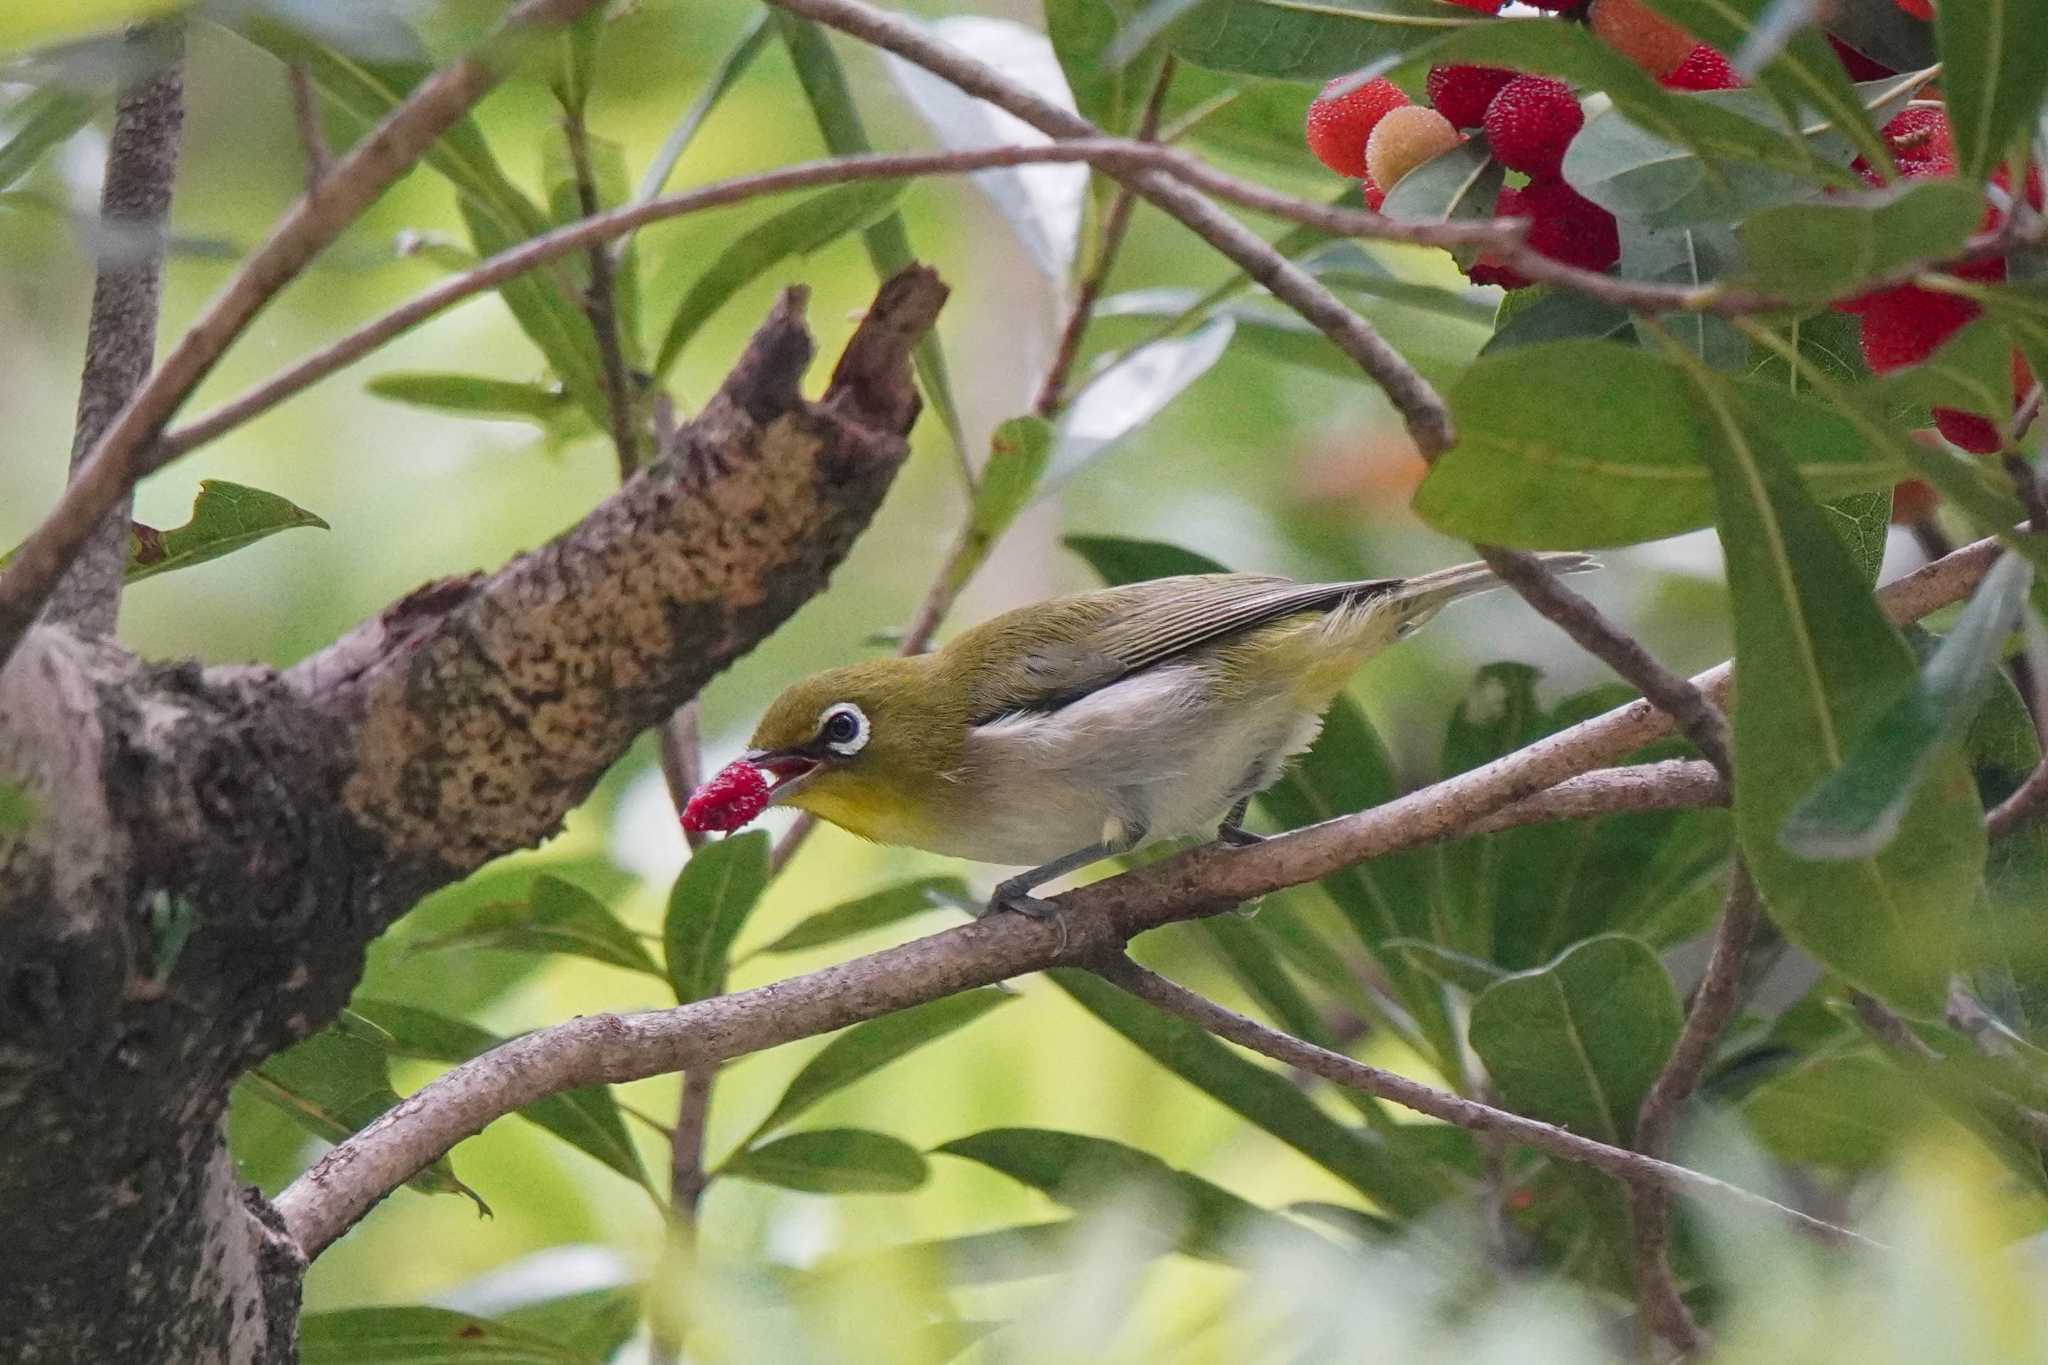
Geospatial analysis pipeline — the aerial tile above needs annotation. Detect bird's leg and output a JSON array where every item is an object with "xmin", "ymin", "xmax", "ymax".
[
  {"xmin": 1216, "ymin": 796, "xmax": 1264, "ymax": 847},
  {"xmin": 984, "ymin": 843, "xmax": 1116, "ymax": 922}
]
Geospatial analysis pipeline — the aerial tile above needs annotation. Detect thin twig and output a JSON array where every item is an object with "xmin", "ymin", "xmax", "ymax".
[
  {"xmin": 0, "ymin": 0, "xmax": 606, "ymax": 673},
  {"xmin": 286, "ymin": 64, "xmax": 332, "ymax": 192},
  {"xmin": 1851, "ymin": 990, "xmax": 2048, "ymax": 1151},
  {"xmin": 1626, "ymin": 870, "xmax": 1765, "ymax": 1356},
  {"xmin": 1478, "ymin": 547, "xmax": 1734, "ymax": 777},
  {"xmin": 671, "ymin": 1069, "xmax": 715, "ymax": 1222},
  {"xmin": 563, "ymin": 107, "xmax": 641, "ymax": 476},
  {"xmin": 1989, "ymin": 756, "xmax": 2048, "ymax": 838},
  {"xmin": 1090, "ymin": 957, "xmax": 1864, "ymax": 1246},
  {"xmin": 1033, "ymin": 57, "xmax": 1174, "ymax": 419},
  {"xmin": 764, "ymin": 0, "xmax": 1455, "ymax": 456},
  {"xmin": 45, "ymin": 27, "xmax": 184, "ymax": 637}
]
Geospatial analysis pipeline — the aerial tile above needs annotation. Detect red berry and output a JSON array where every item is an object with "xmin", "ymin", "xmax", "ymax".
[
  {"xmin": 1856, "ymin": 285, "xmax": 1980, "ymax": 373},
  {"xmin": 1367, "ymin": 105, "xmax": 1463, "ymax": 190},
  {"xmin": 1983, "ymin": 161, "xmax": 2046, "ymax": 232},
  {"xmin": 1518, "ymin": 175, "xmax": 1622, "ymax": 272},
  {"xmin": 1855, "ymin": 106, "xmax": 1954, "ymax": 185},
  {"xmin": 1888, "ymin": 477, "xmax": 1940, "ymax": 525},
  {"xmin": 1662, "ymin": 44, "xmax": 1742, "ymax": 91},
  {"xmin": 1895, "ymin": 0, "xmax": 1932, "ymax": 18},
  {"xmin": 1827, "ymin": 35, "xmax": 1896, "ymax": 82},
  {"xmin": 1427, "ymin": 64, "xmax": 1516, "ymax": 130},
  {"xmin": 680, "ymin": 759, "xmax": 771, "ymax": 834},
  {"xmin": 1361, "ymin": 171, "xmax": 1387, "ymax": 212},
  {"xmin": 1305, "ymin": 76, "xmax": 1411, "ymax": 179},
  {"xmin": 1484, "ymin": 75, "xmax": 1583, "ymax": 177}
]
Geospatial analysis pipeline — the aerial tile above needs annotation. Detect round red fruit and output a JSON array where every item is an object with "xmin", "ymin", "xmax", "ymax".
[
  {"xmin": 1484, "ymin": 75, "xmax": 1583, "ymax": 177},
  {"xmin": 1856, "ymin": 284, "xmax": 1980, "ymax": 374},
  {"xmin": 1517, "ymin": 176, "xmax": 1622, "ymax": 273},
  {"xmin": 1589, "ymin": 0, "xmax": 1694, "ymax": 78},
  {"xmin": 1855, "ymin": 106, "xmax": 1953, "ymax": 185},
  {"xmin": 1888, "ymin": 478, "xmax": 1940, "ymax": 525},
  {"xmin": 1427, "ymin": 64, "xmax": 1516, "ymax": 130},
  {"xmin": 1933, "ymin": 351, "xmax": 2032, "ymax": 454},
  {"xmin": 1895, "ymin": 0, "xmax": 1932, "ymax": 18},
  {"xmin": 1827, "ymin": 35, "xmax": 1895, "ymax": 81},
  {"xmin": 1306, "ymin": 76, "xmax": 1410, "ymax": 179},
  {"xmin": 1662, "ymin": 44, "xmax": 1742, "ymax": 91}
]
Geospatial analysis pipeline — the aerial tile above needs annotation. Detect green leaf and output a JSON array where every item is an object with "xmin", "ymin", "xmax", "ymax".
[
  {"xmin": 1049, "ymin": 320, "xmax": 1234, "ymax": 484},
  {"xmin": 755, "ymin": 876, "xmax": 973, "ymax": 954},
  {"xmin": 1049, "ymin": 0, "xmax": 1169, "ymax": 134},
  {"xmin": 554, "ymin": 7, "xmax": 603, "ymax": 118},
  {"xmin": 118, "ymin": 480, "xmax": 327, "ymax": 585},
  {"xmin": 1782, "ymin": 552, "xmax": 2033, "ymax": 860},
  {"xmin": 1468, "ymin": 935, "xmax": 1682, "ymax": 1145},
  {"xmin": 541, "ymin": 126, "xmax": 642, "ymax": 371},
  {"xmin": 774, "ymin": 13, "xmax": 965, "ymax": 457},
  {"xmin": 413, "ymin": 872, "xmax": 660, "ymax": 976},
  {"xmin": 1735, "ymin": 180, "xmax": 1984, "ymax": 303},
  {"xmin": 640, "ymin": 13, "xmax": 771, "ymax": 201},
  {"xmin": 1384, "ymin": 939, "xmax": 1507, "ymax": 996},
  {"xmin": 722, "ymin": 1128, "xmax": 928, "ymax": 1194},
  {"xmin": 495, "ymin": 1289, "xmax": 643, "ymax": 1361},
  {"xmin": 242, "ymin": 1012, "xmax": 484, "ymax": 1209},
  {"xmin": 1164, "ymin": 0, "xmax": 1479, "ymax": 80},
  {"xmin": 1680, "ymin": 357, "xmax": 1987, "ymax": 1013},
  {"xmin": 664, "ymin": 830, "xmax": 771, "ymax": 1003},
  {"xmin": 1741, "ymin": 1046, "xmax": 1941, "ymax": 1171},
  {"xmin": 1051, "ymin": 969, "xmax": 1443, "ymax": 1218},
  {"xmin": 1934, "ymin": 0, "xmax": 2048, "ymax": 179},
  {"xmin": 1380, "ymin": 137, "xmax": 1503, "ymax": 246},
  {"xmin": 300, "ymin": 1305, "xmax": 602, "ymax": 1362},
  {"xmin": 945, "ymin": 417, "xmax": 1054, "ymax": 596},
  {"xmin": 1064, "ymin": 533, "xmax": 1227, "ymax": 584},
  {"xmin": 935, "ymin": 1127, "xmax": 1326, "ymax": 1258},
  {"xmin": 366, "ymin": 373, "xmax": 571, "ymax": 423},
  {"xmin": 1564, "ymin": 74, "xmax": 1920, "ymax": 227},
  {"xmin": 346, "ymin": 998, "xmax": 653, "ymax": 1195},
  {"xmin": 650, "ymin": 180, "xmax": 905, "ymax": 381},
  {"xmin": 1481, "ymin": 286, "xmax": 1632, "ymax": 354},
  {"xmin": 0, "ymin": 85, "xmax": 93, "ymax": 192},
  {"xmin": 751, "ymin": 990, "xmax": 1011, "ymax": 1140},
  {"xmin": 1412, "ymin": 342, "xmax": 1902, "ymax": 548}
]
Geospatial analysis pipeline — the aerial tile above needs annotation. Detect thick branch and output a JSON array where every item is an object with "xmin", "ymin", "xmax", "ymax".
[
  {"xmin": 0, "ymin": 0, "xmax": 605, "ymax": 671},
  {"xmin": 289, "ymin": 269, "xmax": 945, "ymax": 883},
  {"xmin": 45, "ymin": 29, "xmax": 184, "ymax": 636}
]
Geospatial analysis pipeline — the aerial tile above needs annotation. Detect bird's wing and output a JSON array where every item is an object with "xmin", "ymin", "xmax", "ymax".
[{"xmin": 955, "ymin": 574, "xmax": 1399, "ymax": 723}]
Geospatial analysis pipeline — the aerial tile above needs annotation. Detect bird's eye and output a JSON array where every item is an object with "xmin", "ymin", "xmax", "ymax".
[{"xmin": 818, "ymin": 703, "xmax": 869, "ymax": 755}]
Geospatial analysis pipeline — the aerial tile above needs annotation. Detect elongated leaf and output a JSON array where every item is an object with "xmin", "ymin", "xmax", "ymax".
[
  {"xmin": 121, "ymin": 480, "xmax": 327, "ymax": 584},
  {"xmin": 1413, "ymin": 342, "xmax": 1902, "ymax": 548},
  {"xmin": 774, "ymin": 13, "xmax": 965, "ymax": 456},
  {"xmin": 300, "ymin": 1305, "xmax": 603, "ymax": 1363},
  {"xmin": 664, "ymin": 830, "xmax": 770, "ymax": 1003},
  {"xmin": 495, "ymin": 1288, "xmax": 643, "ymax": 1360},
  {"xmin": 884, "ymin": 17, "xmax": 1086, "ymax": 283},
  {"xmin": 1051, "ymin": 969, "xmax": 1443, "ymax": 1217},
  {"xmin": 1935, "ymin": 0, "xmax": 2048, "ymax": 179},
  {"xmin": 1379, "ymin": 138, "xmax": 1503, "ymax": 252},
  {"xmin": 1468, "ymin": 935, "xmax": 1682, "ymax": 1145},
  {"xmin": 1736, "ymin": 180, "xmax": 1984, "ymax": 303},
  {"xmin": 243, "ymin": 1012, "xmax": 483, "ymax": 1208},
  {"xmin": 935, "ymin": 1127, "xmax": 1327, "ymax": 1258},
  {"xmin": 1481, "ymin": 286, "xmax": 1632, "ymax": 353},
  {"xmin": 413, "ymin": 872, "xmax": 660, "ymax": 976},
  {"xmin": 1049, "ymin": 320, "xmax": 1234, "ymax": 485},
  {"xmin": 639, "ymin": 13, "xmax": 771, "ymax": 201},
  {"xmin": 946, "ymin": 417, "xmax": 1054, "ymax": 596},
  {"xmin": 1049, "ymin": 0, "xmax": 1169, "ymax": 133},
  {"xmin": 0, "ymin": 85, "xmax": 92, "ymax": 192},
  {"xmin": 1164, "ymin": 0, "xmax": 1477, "ymax": 80},
  {"xmin": 347, "ymin": 998, "xmax": 652, "ymax": 1194},
  {"xmin": 722, "ymin": 1127, "xmax": 928, "ymax": 1194},
  {"xmin": 1384, "ymin": 939, "xmax": 1506, "ymax": 997},
  {"xmin": 756, "ymin": 876, "xmax": 973, "ymax": 955},
  {"xmin": 542, "ymin": 127, "xmax": 643, "ymax": 371},
  {"xmin": 1782, "ymin": 553, "xmax": 2033, "ymax": 860},
  {"xmin": 751, "ymin": 990, "xmax": 1011, "ymax": 1140},
  {"xmin": 1741, "ymin": 1046, "xmax": 1940, "ymax": 1171},
  {"xmin": 1682, "ymin": 358, "xmax": 1986, "ymax": 1013},
  {"xmin": 650, "ymin": 180, "xmax": 905, "ymax": 380},
  {"xmin": 367, "ymin": 373, "xmax": 569, "ymax": 422},
  {"xmin": 1621, "ymin": 222, "xmax": 1746, "ymax": 370}
]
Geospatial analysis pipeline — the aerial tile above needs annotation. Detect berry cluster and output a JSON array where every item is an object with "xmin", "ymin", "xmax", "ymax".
[{"xmin": 1840, "ymin": 104, "xmax": 2042, "ymax": 453}]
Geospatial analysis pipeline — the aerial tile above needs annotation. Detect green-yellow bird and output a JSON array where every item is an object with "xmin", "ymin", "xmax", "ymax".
[{"xmin": 682, "ymin": 554, "xmax": 1594, "ymax": 918}]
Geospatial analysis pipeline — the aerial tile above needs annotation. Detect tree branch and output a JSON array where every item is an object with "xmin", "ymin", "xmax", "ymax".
[
  {"xmin": 44, "ymin": 27, "xmax": 184, "ymax": 637},
  {"xmin": 763, "ymin": 0, "xmax": 1455, "ymax": 456},
  {"xmin": 285, "ymin": 63, "xmax": 332, "ymax": 192},
  {"xmin": 0, "ymin": 0, "xmax": 606, "ymax": 672},
  {"xmin": 1087, "ymin": 957, "xmax": 1858, "ymax": 1244}
]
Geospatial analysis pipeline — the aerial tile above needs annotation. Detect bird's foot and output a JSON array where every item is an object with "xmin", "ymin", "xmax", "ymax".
[
  {"xmin": 1217, "ymin": 825, "xmax": 1265, "ymax": 847},
  {"xmin": 982, "ymin": 887, "xmax": 1068, "ymax": 953}
]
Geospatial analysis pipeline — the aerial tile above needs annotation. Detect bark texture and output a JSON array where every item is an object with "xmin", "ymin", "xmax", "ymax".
[{"xmin": 0, "ymin": 271, "xmax": 943, "ymax": 1361}]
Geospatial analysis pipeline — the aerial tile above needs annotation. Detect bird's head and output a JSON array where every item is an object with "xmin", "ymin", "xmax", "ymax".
[{"xmin": 742, "ymin": 658, "xmax": 958, "ymax": 836}]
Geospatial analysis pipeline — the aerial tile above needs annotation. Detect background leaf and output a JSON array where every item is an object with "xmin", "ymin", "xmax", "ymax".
[
  {"xmin": 664, "ymin": 831, "xmax": 771, "ymax": 1003},
  {"xmin": 120, "ymin": 480, "xmax": 327, "ymax": 584},
  {"xmin": 722, "ymin": 1128, "xmax": 928, "ymax": 1194},
  {"xmin": 754, "ymin": 876, "xmax": 974, "ymax": 955},
  {"xmin": 413, "ymin": 872, "xmax": 660, "ymax": 977},
  {"xmin": 1934, "ymin": 0, "xmax": 2048, "ymax": 178}
]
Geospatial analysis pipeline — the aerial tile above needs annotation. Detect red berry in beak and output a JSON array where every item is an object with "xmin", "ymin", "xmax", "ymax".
[{"xmin": 681, "ymin": 759, "xmax": 772, "ymax": 834}]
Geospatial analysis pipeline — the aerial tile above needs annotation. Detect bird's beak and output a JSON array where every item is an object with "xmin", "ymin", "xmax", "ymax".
[{"xmin": 745, "ymin": 748, "xmax": 822, "ymax": 803}]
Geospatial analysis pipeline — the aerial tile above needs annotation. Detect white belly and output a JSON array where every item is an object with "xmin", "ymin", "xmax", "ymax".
[{"xmin": 931, "ymin": 664, "xmax": 1323, "ymax": 867}]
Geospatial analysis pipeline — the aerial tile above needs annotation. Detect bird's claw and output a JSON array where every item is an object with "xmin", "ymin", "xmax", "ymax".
[
  {"xmin": 982, "ymin": 890, "xmax": 1069, "ymax": 953},
  {"xmin": 1216, "ymin": 824, "xmax": 1265, "ymax": 848}
]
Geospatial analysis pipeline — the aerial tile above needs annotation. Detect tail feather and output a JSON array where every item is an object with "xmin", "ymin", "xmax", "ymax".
[{"xmin": 1382, "ymin": 551, "xmax": 1599, "ymax": 635}]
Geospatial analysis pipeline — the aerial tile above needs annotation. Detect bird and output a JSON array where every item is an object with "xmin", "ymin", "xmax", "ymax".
[{"xmin": 683, "ymin": 554, "xmax": 1596, "ymax": 919}]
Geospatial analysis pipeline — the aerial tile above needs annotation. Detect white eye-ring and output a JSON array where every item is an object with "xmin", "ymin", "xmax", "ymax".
[{"xmin": 817, "ymin": 702, "xmax": 869, "ymax": 756}]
